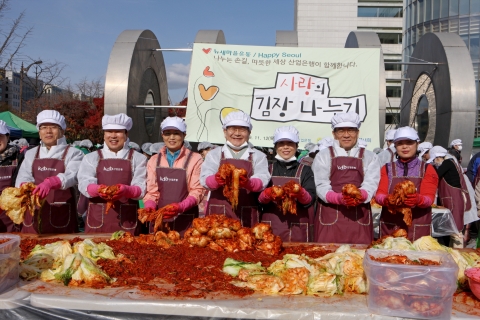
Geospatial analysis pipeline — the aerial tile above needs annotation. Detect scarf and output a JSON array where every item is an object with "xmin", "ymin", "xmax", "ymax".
[
  {"xmin": 0, "ymin": 145, "xmax": 18, "ymax": 166},
  {"xmin": 275, "ymin": 154, "xmax": 297, "ymax": 163},
  {"xmin": 226, "ymin": 141, "xmax": 249, "ymax": 151}
]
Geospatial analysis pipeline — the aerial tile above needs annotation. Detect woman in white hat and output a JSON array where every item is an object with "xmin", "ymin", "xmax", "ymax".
[
  {"xmin": 0, "ymin": 121, "xmax": 25, "ymax": 232},
  {"xmin": 375, "ymin": 127, "xmax": 439, "ymax": 241},
  {"xmin": 200, "ymin": 111, "xmax": 270, "ymax": 227},
  {"xmin": 418, "ymin": 141, "xmax": 433, "ymax": 162},
  {"xmin": 258, "ymin": 126, "xmax": 315, "ymax": 242},
  {"xmin": 77, "ymin": 113, "xmax": 147, "ymax": 235},
  {"xmin": 141, "ymin": 142, "xmax": 152, "ymax": 159},
  {"xmin": 312, "ymin": 112, "xmax": 379, "ymax": 244},
  {"xmin": 197, "ymin": 141, "xmax": 215, "ymax": 160},
  {"xmin": 377, "ymin": 129, "xmax": 397, "ymax": 165},
  {"xmin": 143, "ymin": 116, "xmax": 204, "ymax": 235},
  {"xmin": 16, "ymin": 110, "xmax": 84, "ymax": 234},
  {"xmin": 448, "ymin": 139, "xmax": 463, "ymax": 163}
]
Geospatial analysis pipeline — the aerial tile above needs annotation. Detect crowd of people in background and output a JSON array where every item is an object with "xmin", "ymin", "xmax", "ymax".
[{"xmin": 0, "ymin": 109, "xmax": 479, "ymax": 249}]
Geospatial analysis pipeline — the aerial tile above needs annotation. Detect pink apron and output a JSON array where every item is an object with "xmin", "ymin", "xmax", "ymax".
[
  {"xmin": 85, "ymin": 149, "xmax": 141, "ymax": 235},
  {"xmin": 314, "ymin": 147, "xmax": 373, "ymax": 244},
  {"xmin": 0, "ymin": 159, "xmax": 20, "ymax": 232},
  {"xmin": 149, "ymin": 150, "xmax": 198, "ymax": 236},
  {"xmin": 380, "ymin": 160, "xmax": 432, "ymax": 242},
  {"xmin": 261, "ymin": 163, "xmax": 314, "ymax": 242},
  {"xmin": 438, "ymin": 159, "xmax": 472, "ymax": 231},
  {"xmin": 22, "ymin": 146, "xmax": 78, "ymax": 234},
  {"xmin": 207, "ymin": 152, "xmax": 260, "ymax": 228}
]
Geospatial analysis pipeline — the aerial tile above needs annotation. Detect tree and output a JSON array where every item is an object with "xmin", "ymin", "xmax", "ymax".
[
  {"xmin": 168, "ymin": 97, "xmax": 187, "ymax": 117},
  {"xmin": 75, "ymin": 77, "xmax": 104, "ymax": 103},
  {"xmin": 22, "ymin": 59, "xmax": 67, "ymax": 101},
  {"xmin": 0, "ymin": 0, "xmax": 33, "ymax": 69}
]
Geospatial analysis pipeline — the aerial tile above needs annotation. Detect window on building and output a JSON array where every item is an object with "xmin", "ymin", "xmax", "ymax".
[
  {"xmin": 413, "ymin": 2, "xmax": 417, "ymax": 24},
  {"xmin": 377, "ymin": 33, "xmax": 402, "ymax": 44},
  {"xmin": 441, "ymin": 0, "xmax": 449, "ymax": 18},
  {"xmin": 433, "ymin": 0, "xmax": 441, "ymax": 19},
  {"xmin": 470, "ymin": 33, "xmax": 480, "ymax": 61},
  {"xmin": 460, "ymin": 0, "xmax": 470, "ymax": 14},
  {"xmin": 419, "ymin": 0, "xmax": 425, "ymax": 23},
  {"xmin": 386, "ymin": 86, "xmax": 402, "ymax": 98},
  {"xmin": 426, "ymin": 0, "xmax": 432, "ymax": 20},
  {"xmin": 5, "ymin": 87, "xmax": 7, "ymax": 91},
  {"xmin": 5, "ymin": 94, "xmax": 8, "ymax": 99},
  {"xmin": 358, "ymin": 7, "xmax": 403, "ymax": 18},
  {"xmin": 473, "ymin": 0, "xmax": 480, "ymax": 14},
  {"xmin": 385, "ymin": 60, "xmax": 402, "ymax": 71},
  {"xmin": 386, "ymin": 114, "xmax": 399, "ymax": 125},
  {"xmin": 451, "ymin": 0, "xmax": 460, "ymax": 15}
]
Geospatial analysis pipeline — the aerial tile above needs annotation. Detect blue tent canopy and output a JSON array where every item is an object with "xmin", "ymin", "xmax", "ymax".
[{"xmin": 7, "ymin": 126, "xmax": 22, "ymax": 139}]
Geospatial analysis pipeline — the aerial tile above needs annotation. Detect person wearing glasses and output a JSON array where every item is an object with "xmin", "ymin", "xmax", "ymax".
[
  {"xmin": 312, "ymin": 112, "xmax": 380, "ymax": 244},
  {"xmin": 143, "ymin": 117, "xmax": 204, "ymax": 235},
  {"xmin": 77, "ymin": 113, "xmax": 147, "ymax": 235},
  {"xmin": 200, "ymin": 111, "xmax": 270, "ymax": 227},
  {"xmin": 16, "ymin": 110, "xmax": 84, "ymax": 234}
]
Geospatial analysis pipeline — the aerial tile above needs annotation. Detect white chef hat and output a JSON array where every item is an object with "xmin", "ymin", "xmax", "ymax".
[
  {"xmin": 427, "ymin": 146, "xmax": 448, "ymax": 163},
  {"xmin": 161, "ymin": 116, "xmax": 187, "ymax": 133},
  {"xmin": 128, "ymin": 141, "xmax": 140, "ymax": 151},
  {"xmin": 393, "ymin": 126, "xmax": 419, "ymax": 142},
  {"xmin": 79, "ymin": 139, "xmax": 93, "ymax": 148},
  {"xmin": 17, "ymin": 138, "xmax": 28, "ymax": 147},
  {"xmin": 142, "ymin": 142, "xmax": 152, "ymax": 155},
  {"xmin": 273, "ymin": 126, "xmax": 299, "ymax": 144},
  {"xmin": 184, "ymin": 140, "xmax": 192, "ymax": 150},
  {"xmin": 102, "ymin": 113, "xmax": 133, "ymax": 131},
  {"xmin": 418, "ymin": 141, "xmax": 433, "ymax": 158},
  {"xmin": 36, "ymin": 110, "xmax": 66, "ymax": 130},
  {"xmin": 450, "ymin": 139, "xmax": 462, "ymax": 146},
  {"xmin": 0, "ymin": 120, "xmax": 10, "ymax": 135},
  {"xmin": 150, "ymin": 142, "xmax": 165, "ymax": 154},
  {"xmin": 358, "ymin": 138, "xmax": 368, "ymax": 148},
  {"xmin": 331, "ymin": 112, "xmax": 361, "ymax": 129},
  {"xmin": 385, "ymin": 129, "xmax": 397, "ymax": 141},
  {"xmin": 222, "ymin": 111, "xmax": 252, "ymax": 131},
  {"xmin": 198, "ymin": 141, "xmax": 214, "ymax": 152},
  {"xmin": 318, "ymin": 137, "xmax": 334, "ymax": 151}
]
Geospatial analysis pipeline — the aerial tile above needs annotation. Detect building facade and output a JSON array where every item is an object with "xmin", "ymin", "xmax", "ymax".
[
  {"xmin": 292, "ymin": 0, "xmax": 404, "ymax": 128},
  {"xmin": 403, "ymin": 0, "xmax": 480, "ymax": 136}
]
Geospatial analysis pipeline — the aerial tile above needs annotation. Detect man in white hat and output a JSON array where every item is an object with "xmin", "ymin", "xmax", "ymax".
[
  {"xmin": 258, "ymin": 126, "xmax": 315, "ymax": 242},
  {"xmin": 143, "ymin": 116, "xmax": 204, "ymax": 235},
  {"xmin": 200, "ymin": 111, "xmax": 270, "ymax": 227},
  {"xmin": 377, "ymin": 129, "xmax": 397, "ymax": 165},
  {"xmin": 16, "ymin": 110, "xmax": 84, "ymax": 234},
  {"xmin": 418, "ymin": 141, "xmax": 433, "ymax": 162},
  {"xmin": 77, "ymin": 113, "xmax": 147, "ymax": 235},
  {"xmin": 448, "ymin": 139, "xmax": 462, "ymax": 163},
  {"xmin": 312, "ymin": 112, "xmax": 379, "ymax": 244},
  {"xmin": 0, "ymin": 120, "xmax": 25, "ymax": 232}
]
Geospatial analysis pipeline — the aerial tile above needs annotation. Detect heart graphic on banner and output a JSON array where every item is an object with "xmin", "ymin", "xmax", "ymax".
[
  {"xmin": 198, "ymin": 84, "xmax": 219, "ymax": 101},
  {"xmin": 202, "ymin": 48, "xmax": 211, "ymax": 54},
  {"xmin": 203, "ymin": 66, "xmax": 215, "ymax": 77}
]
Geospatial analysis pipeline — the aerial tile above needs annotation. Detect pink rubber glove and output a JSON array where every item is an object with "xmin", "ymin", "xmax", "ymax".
[
  {"xmin": 291, "ymin": 187, "xmax": 312, "ymax": 205},
  {"xmin": 205, "ymin": 175, "xmax": 221, "ymax": 190},
  {"xmin": 143, "ymin": 200, "xmax": 157, "ymax": 211},
  {"xmin": 404, "ymin": 193, "xmax": 433, "ymax": 208},
  {"xmin": 326, "ymin": 191, "xmax": 346, "ymax": 205},
  {"xmin": 114, "ymin": 184, "xmax": 141, "ymax": 200},
  {"xmin": 87, "ymin": 184, "xmax": 102, "ymax": 198},
  {"xmin": 33, "ymin": 176, "xmax": 62, "ymax": 199},
  {"xmin": 178, "ymin": 196, "xmax": 197, "ymax": 213},
  {"xmin": 242, "ymin": 178, "xmax": 263, "ymax": 192},
  {"xmin": 258, "ymin": 188, "xmax": 275, "ymax": 204},
  {"xmin": 375, "ymin": 194, "xmax": 389, "ymax": 207}
]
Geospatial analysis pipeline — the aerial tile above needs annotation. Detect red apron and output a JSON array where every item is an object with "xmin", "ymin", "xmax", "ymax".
[
  {"xmin": 380, "ymin": 161, "xmax": 432, "ymax": 242},
  {"xmin": 207, "ymin": 152, "xmax": 260, "ymax": 228},
  {"xmin": 149, "ymin": 149, "xmax": 198, "ymax": 236},
  {"xmin": 438, "ymin": 159, "xmax": 472, "ymax": 231},
  {"xmin": 314, "ymin": 147, "xmax": 373, "ymax": 244},
  {"xmin": 85, "ymin": 149, "xmax": 141, "ymax": 235},
  {"xmin": 0, "ymin": 159, "xmax": 20, "ymax": 232},
  {"xmin": 22, "ymin": 146, "xmax": 78, "ymax": 234},
  {"xmin": 261, "ymin": 163, "xmax": 314, "ymax": 242}
]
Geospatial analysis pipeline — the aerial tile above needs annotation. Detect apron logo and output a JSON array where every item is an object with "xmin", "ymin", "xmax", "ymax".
[
  {"xmin": 38, "ymin": 166, "xmax": 56, "ymax": 171},
  {"xmin": 0, "ymin": 175, "xmax": 11, "ymax": 180},
  {"xmin": 158, "ymin": 176, "xmax": 179, "ymax": 182},
  {"xmin": 103, "ymin": 166, "xmax": 123, "ymax": 171},
  {"xmin": 337, "ymin": 165, "xmax": 356, "ymax": 170}
]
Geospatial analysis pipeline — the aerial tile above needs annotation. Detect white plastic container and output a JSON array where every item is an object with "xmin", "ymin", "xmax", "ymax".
[
  {"xmin": 0, "ymin": 234, "xmax": 20, "ymax": 254},
  {"xmin": 363, "ymin": 249, "xmax": 458, "ymax": 320},
  {"xmin": 0, "ymin": 248, "xmax": 19, "ymax": 294}
]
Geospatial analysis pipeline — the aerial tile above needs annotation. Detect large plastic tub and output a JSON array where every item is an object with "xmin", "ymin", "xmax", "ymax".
[
  {"xmin": 0, "ymin": 234, "xmax": 20, "ymax": 254},
  {"xmin": 0, "ymin": 248, "xmax": 19, "ymax": 294},
  {"xmin": 363, "ymin": 249, "xmax": 458, "ymax": 320}
]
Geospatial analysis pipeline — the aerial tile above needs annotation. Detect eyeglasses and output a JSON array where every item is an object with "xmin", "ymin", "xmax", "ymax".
[
  {"xmin": 162, "ymin": 131, "xmax": 183, "ymax": 137},
  {"xmin": 334, "ymin": 128, "xmax": 358, "ymax": 135},
  {"xmin": 39, "ymin": 125, "xmax": 60, "ymax": 131},
  {"xmin": 227, "ymin": 126, "xmax": 249, "ymax": 134}
]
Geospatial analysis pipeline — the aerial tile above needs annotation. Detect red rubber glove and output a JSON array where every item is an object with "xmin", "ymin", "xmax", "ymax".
[
  {"xmin": 326, "ymin": 191, "xmax": 346, "ymax": 205},
  {"xmin": 214, "ymin": 172, "xmax": 226, "ymax": 186},
  {"xmin": 205, "ymin": 175, "xmax": 221, "ymax": 190},
  {"xmin": 258, "ymin": 187, "xmax": 275, "ymax": 204},
  {"xmin": 114, "ymin": 184, "xmax": 141, "ymax": 200},
  {"xmin": 87, "ymin": 184, "xmax": 103, "ymax": 198},
  {"xmin": 163, "ymin": 203, "xmax": 181, "ymax": 220},
  {"xmin": 344, "ymin": 189, "xmax": 368, "ymax": 207},
  {"xmin": 33, "ymin": 176, "xmax": 62, "ymax": 199},
  {"xmin": 289, "ymin": 187, "xmax": 312, "ymax": 205},
  {"xmin": 404, "ymin": 193, "xmax": 422, "ymax": 208},
  {"xmin": 143, "ymin": 200, "xmax": 157, "ymax": 211}
]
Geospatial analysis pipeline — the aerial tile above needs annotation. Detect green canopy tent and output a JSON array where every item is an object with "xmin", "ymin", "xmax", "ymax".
[
  {"xmin": 0, "ymin": 111, "xmax": 39, "ymax": 139},
  {"xmin": 474, "ymin": 137, "xmax": 480, "ymax": 148}
]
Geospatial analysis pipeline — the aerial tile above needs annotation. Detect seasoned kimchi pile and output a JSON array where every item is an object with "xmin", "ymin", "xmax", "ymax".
[
  {"xmin": 369, "ymin": 254, "xmax": 440, "ymax": 266},
  {"xmin": 218, "ymin": 163, "xmax": 247, "ymax": 211},
  {"xmin": 387, "ymin": 180, "xmax": 416, "ymax": 226},
  {"xmin": 0, "ymin": 182, "xmax": 43, "ymax": 224}
]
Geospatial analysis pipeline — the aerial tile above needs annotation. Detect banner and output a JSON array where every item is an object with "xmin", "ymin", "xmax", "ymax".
[{"xmin": 186, "ymin": 44, "xmax": 380, "ymax": 149}]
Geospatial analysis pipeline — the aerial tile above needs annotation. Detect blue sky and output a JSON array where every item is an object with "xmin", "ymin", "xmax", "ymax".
[{"xmin": 8, "ymin": 0, "xmax": 294, "ymax": 104}]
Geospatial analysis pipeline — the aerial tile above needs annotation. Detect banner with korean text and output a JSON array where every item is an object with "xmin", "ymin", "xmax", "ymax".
[{"xmin": 186, "ymin": 43, "xmax": 380, "ymax": 149}]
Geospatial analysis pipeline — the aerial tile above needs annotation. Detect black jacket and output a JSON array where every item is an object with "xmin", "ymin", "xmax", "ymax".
[
  {"xmin": 435, "ymin": 159, "xmax": 461, "ymax": 188},
  {"xmin": 0, "ymin": 146, "xmax": 25, "ymax": 187}
]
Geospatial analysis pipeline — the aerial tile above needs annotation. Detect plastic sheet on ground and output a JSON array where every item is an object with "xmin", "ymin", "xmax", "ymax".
[{"xmin": 372, "ymin": 207, "xmax": 459, "ymax": 238}]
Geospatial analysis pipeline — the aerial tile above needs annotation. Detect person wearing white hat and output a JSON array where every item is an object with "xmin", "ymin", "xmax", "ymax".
[
  {"xmin": 141, "ymin": 142, "xmax": 152, "ymax": 159},
  {"xmin": 77, "ymin": 113, "xmax": 147, "ymax": 235},
  {"xmin": 197, "ymin": 142, "xmax": 215, "ymax": 160},
  {"xmin": 149, "ymin": 142, "xmax": 165, "ymax": 155},
  {"xmin": 15, "ymin": 110, "xmax": 84, "ymax": 234},
  {"xmin": 200, "ymin": 111, "xmax": 270, "ymax": 226},
  {"xmin": 375, "ymin": 127, "xmax": 439, "ymax": 242},
  {"xmin": 143, "ymin": 116, "xmax": 204, "ymax": 235},
  {"xmin": 77, "ymin": 139, "xmax": 93, "ymax": 154},
  {"xmin": 298, "ymin": 142, "xmax": 318, "ymax": 166},
  {"xmin": 312, "ymin": 112, "xmax": 379, "ymax": 244},
  {"xmin": 418, "ymin": 141, "xmax": 433, "ymax": 162},
  {"xmin": 448, "ymin": 138, "xmax": 463, "ymax": 163},
  {"xmin": 377, "ymin": 129, "xmax": 397, "ymax": 165},
  {"xmin": 16, "ymin": 138, "xmax": 29, "ymax": 153},
  {"xmin": 257, "ymin": 126, "xmax": 315, "ymax": 242},
  {"xmin": 0, "ymin": 120, "xmax": 25, "ymax": 232},
  {"xmin": 318, "ymin": 137, "xmax": 334, "ymax": 151},
  {"xmin": 128, "ymin": 141, "xmax": 141, "ymax": 152}
]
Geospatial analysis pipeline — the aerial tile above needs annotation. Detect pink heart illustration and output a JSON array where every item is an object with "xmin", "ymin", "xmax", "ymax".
[{"xmin": 202, "ymin": 48, "xmax": 211, "ymax": 54}]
